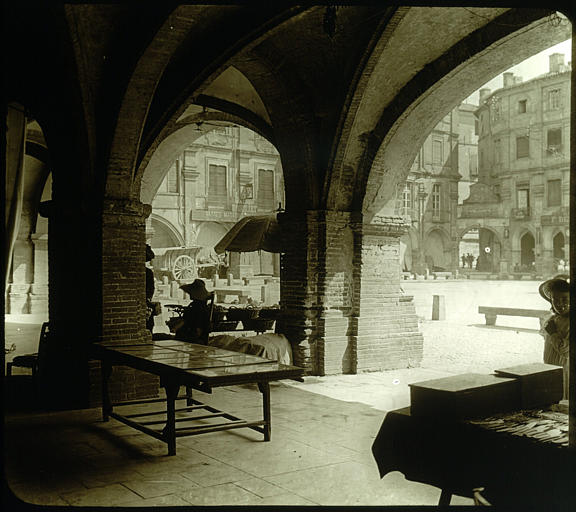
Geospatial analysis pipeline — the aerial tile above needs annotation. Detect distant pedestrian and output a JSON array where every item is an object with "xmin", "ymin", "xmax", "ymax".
[
  {"xmin": 461, "ymin": 254, "xmax": 466, "ymax": 268},
  {"xmin": 466, "ymin": 253, "xmax": 474, "ymax": 269},
  {"xmin": 539, "ymin": 275, "xmax": 570, "ymax": 399}
]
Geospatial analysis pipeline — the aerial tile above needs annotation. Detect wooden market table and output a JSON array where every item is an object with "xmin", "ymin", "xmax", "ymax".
[
  {"xmin": 91, "ymin": 339, "xmax": 303, "ymax": 455},
  {"xmin": 371, "ymin": 406, "xmax": 574, "ymax": 508}
]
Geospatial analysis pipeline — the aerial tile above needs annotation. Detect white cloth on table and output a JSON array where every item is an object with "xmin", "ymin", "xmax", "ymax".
[{"xmin": 208, "ymin": 333, "xmax": 292, "ymax": 365}]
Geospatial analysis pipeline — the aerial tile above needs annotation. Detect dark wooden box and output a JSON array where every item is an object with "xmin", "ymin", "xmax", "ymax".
[
  {"xmin": 494, "ymin": 363, "xmax": 563, "ymax": 409},
  {"xmin": 409, "ymin": 373, "xmax": 518, "ymax": 419}
]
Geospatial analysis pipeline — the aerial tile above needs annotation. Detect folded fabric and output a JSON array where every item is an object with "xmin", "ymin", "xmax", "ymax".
[{"xmin": 208, "ymin": 333, "xmax": 292, "ymax": 365}]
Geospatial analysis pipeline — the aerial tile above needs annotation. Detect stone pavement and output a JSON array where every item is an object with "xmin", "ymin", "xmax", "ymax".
[
  {"xmin": 3, "ymin": 316, "xmax": 477, "ymax": 507},
  {"xmin": 4, "ymin": 279, "xmax": 548, "ymax": 506},
  {"xmin": 4, "ymin": 378, "xmax": 473, "ymax": 507}
]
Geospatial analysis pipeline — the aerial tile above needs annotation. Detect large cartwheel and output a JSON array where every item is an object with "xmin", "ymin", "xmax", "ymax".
[
  {"xmin": 172, "ymin": 254, "xmax": 197, "ymax": 281},
  {"xmin": 151, "ymin": 247, "xmax": 203, "ymax": 283}
]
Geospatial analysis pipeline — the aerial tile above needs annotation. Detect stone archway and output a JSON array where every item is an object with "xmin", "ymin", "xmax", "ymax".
[
  {"xmin": 553, "ymin": 231, "xmax": 566, "ymax": 260},
  {"xmin": 424, "ymin": 228, "xmax": 452, "ymax": 271},
  {"xmin": 520, "ymin": 232, "xmax": 536, "ymax": 269},
  {"xmin": 457, "ymin": 225, "xmax": 502, "ymax": 273},
  {"xmin": 149, "ymin": 215, "xmax": 185, "ymax": 248}
]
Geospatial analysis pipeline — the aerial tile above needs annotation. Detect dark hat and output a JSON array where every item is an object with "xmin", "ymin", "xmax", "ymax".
[
  {"xmin": 145, "ymin": 244, "xmax": 155, "ymax": 262},
  {"xmin": 539, "ymin": 274, "xmax": 570, "ymax": 303},
  {"xmin": 180, "ymin": 279, "xmax": 211, "ymax": 301}
]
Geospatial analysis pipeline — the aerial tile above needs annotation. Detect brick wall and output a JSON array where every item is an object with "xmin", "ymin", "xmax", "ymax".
[
  {"xmin": 354, "ymin": 220, "xmax": 423, "ymax": 372},
  {"xmin": 319, "ymin": 211, "xmax": 355, "ymax": 375},
  {"xmin": 278, "ymin": 210, "xmax": 423, "ymax": 376},
  {"xmin": 90, "ymin": 199, "xmax": 159, "ymax": 406},
  {"xmin": 277, "ymin": 210, "xmax": 315, "ymax": 372}
]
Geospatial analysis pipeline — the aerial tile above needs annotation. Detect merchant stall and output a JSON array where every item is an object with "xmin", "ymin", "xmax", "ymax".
[
  {"xmin": 157, "ymin": 212, "xmax": 295, "ymax": 367},
  {"xmin": 371, "ymin": 363, "xmax": 573, "ymax": 508}
]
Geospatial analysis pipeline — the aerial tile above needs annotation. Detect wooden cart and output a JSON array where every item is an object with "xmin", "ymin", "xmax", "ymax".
[{"xmin": 152, "ymin": 247, "xmax": 202, "ymax": 282}]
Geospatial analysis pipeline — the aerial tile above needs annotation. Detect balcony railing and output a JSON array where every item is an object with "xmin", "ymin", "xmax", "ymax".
[{"xmin": 511, "ymin": 207, "xmax": 531, "ymax": 220}]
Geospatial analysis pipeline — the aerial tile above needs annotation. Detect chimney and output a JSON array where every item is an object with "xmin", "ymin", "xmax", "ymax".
[
  {"xmin": 503, "ymin": 72, "xmax": 514, "ymax": 87},
  {"xmin": 549, "ymin": 53, "xmax": 565, "ymax": 73},
  {"xmin": 479, "ymin": 88, "xmax": 491, "ymax": 103}
]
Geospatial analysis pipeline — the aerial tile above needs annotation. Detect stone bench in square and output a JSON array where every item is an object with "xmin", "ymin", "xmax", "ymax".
[{"xmin": 478, "ymin": 306, "xmax": 550, "ymax": 327}]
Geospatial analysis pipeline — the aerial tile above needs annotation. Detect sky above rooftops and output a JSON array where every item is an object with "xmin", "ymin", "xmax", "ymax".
[{"xmin": 466, "ymin": 38, "xmax": 572, "ymax": 106}]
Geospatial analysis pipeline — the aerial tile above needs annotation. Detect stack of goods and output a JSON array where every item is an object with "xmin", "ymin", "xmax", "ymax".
[
  {"xmin": 409, "ymin": 363, "xmax": 564, "ymax": 420},
  {"xmin": 225, "ymin": 305, "xmax": 279, "ymax": 332},
  {"xmin": 467, "ymin": 408, "xmax": 568, "ymax": 447}
]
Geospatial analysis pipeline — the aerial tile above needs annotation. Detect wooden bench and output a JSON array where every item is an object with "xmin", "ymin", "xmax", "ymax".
[
  {"xmin": 478, "ymin": 306, "xmax": 550, "ymax": 327},
  {"xmin": 433, "ymin": 272, "xmax": 453, "ymax": 280}
]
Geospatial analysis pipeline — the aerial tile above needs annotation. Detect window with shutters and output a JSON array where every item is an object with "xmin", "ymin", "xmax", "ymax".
[
  {"xmin": 257, "ymin": 169, "xmax": 274, "ymax": 209},
  {"xmin": 432, "ymin": 184, "xmax": 441, "ymax": 216},
  {"xmin": 494, "ymin": 139, "xmax": 502, "ymax": 166},
  {"xmin": 547, "ymin": 179, "xmax": 562, "ymax": 207},
  {"xmin": 166, "ymin": 162, "xmax": 179, "ymax": 193},
  {"xmin": 517, "ymin": 99, "xmax": 527, "ymax": 114},
  {"xmin": 402, "ymin": 183, "xmax": 412, "ymax": 216},
  {"xmin": 516, "ymin": 136, "xmax": 529, "ymax": 158},
  {"xmin": 547, "ymin": 128, "xmax": 562, "ymax": 154},
  {"xmin": 208, "ymin": 164, "xmax": 227, "ymax": 200},
  {"xmin": 548, "ymin": 89, "xmax": 561, "ymax": 110},
  {"xmin": 517, "ymin": 188, "xmax": 530, "ymax": 209}
]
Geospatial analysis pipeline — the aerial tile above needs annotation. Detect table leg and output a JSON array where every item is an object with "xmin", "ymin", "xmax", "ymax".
[
  {"xmin": 439, "ymin": 489, "xmax": 452, "ymax": 506},
  {"xmin": 163, "ymin": 381, "xmax": 180, "ymax": 455},
  {"xmin": 101, "ymin": 360, "xmax": 113, "ymax": 422},
  {"xmin": 257, "ymin": 382, "xmax": 271, "ymax": 441}
]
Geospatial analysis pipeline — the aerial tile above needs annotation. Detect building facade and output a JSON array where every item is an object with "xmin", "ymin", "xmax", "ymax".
[
  {"xmin": 460, "ymin": 53, "xmax": 571, "ymax": 277},
  {"xmin": 396, "ymin": 104, "xmax": 479, "ymax": 275},
  {"xmin": 149, "ymin": 126, "xmax": 285, "ymax": 280}
]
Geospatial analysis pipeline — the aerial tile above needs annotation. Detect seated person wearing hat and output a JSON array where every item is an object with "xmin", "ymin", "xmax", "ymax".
[
  {"xmin": 173, "ymin": 279, "xmax": 213, "ymax": 344},
  {"xmin": 539, "ymin": 275, "xmax": 570, "ymax": 399}
]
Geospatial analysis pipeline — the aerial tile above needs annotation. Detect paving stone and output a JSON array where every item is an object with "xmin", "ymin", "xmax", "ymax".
[
  {"xmin": 257, "ymin": 493, "xmax": 319, "ymax": 505},
  {"xmin": 234, "ymin": 476, "xmax": 289, "ymax": 497},
  {"xmin": 121, "ymin": 474, "xmax": 199, "ymax": 498},
  {"xmin": 81, "ymin": 467, "xmax": 153, "ymax": 488},
  {"xmin": 120, "ymin": 494, "xmax": 193, "ymax": 507},
  {"xmin": 193, "ymin": 436, "xmax": 351, "ymax": 478},
  {"xmin": 179, "ymin": 482, "xmax": 262, "ymax": 506},
  {"xmin": 60, "ymin": 483, "xmax": 142, "ymax": 507},
  {"xmin": 265, "ymin": 462, "xmax": 443, "ymax": 506},
  {"xmin": 180, "ymin": 459, "xmax": 254, "ymax": 486}
]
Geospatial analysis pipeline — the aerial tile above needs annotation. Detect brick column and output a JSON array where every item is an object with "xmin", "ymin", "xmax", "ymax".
[
  {"xmin": 316, "ymin": 211, "xmax": 356, "ymax": 375},
  {"xmin": 277, "ymin": 210, "xmax": 316, "ymax": 372},
  {"xmin": 88, "ymin": 198, "xmax": 160, "ymax": 405},
  {"xmin": 278, "ymin": 210, "xmax": 423, "ymax": 376},
  {"xmin": 278, "ymin": 210, "xmax": 356, "ymax": 375},
  {"xmin": 353, "ymin": 216, "xmax": 423, "ymax": 372}
]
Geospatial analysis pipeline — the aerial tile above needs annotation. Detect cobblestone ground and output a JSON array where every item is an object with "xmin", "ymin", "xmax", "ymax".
[
  {"xmin": 287, "ymin": 279, "xmax": 552, "ymax": 410},
  {"xmin": 404, "ymin": 279, "xmax": 548, "ymax": 374}
]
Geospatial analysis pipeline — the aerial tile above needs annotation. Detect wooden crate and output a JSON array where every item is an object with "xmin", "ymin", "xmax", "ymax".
[
  {"xmin": 494, "ymin": 363, "xmax": 563, "ymax": 409},
  {"xmin": 409, "ymin": 373, "xmax": 518, "ymax": 419}
]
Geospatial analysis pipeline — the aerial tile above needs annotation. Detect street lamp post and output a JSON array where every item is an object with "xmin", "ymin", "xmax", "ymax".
[{"xmin": 415, "ymin": 183, "xmax": 428, "ymax": 276}]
